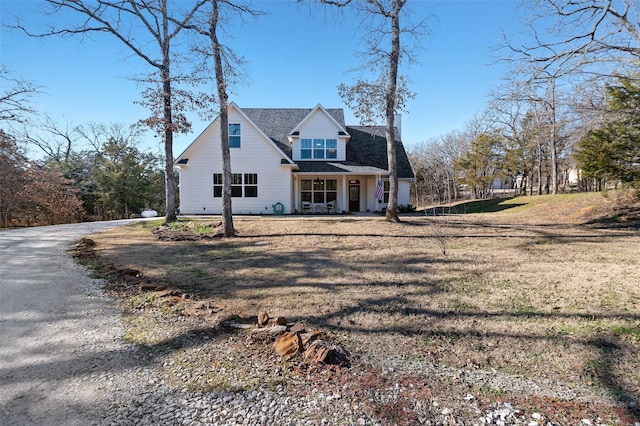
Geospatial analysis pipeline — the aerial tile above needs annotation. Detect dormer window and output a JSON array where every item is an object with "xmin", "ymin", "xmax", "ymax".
[
  {"xmin": 313, "ymin": 139, "xmax": 325, "ymax": 159},
  {"xmin": 326, "ymin": 139, "xmax": 337, "ymax": 159},
  {"xmin": 301, "ymin": 139, "xmax": 312, "ymax": 159},
  {"xmin": 300, "ymin": 138, "xmax": 338, "ymax": 160}
]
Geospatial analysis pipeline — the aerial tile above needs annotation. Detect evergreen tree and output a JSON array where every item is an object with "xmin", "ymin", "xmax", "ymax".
[
  {"xmin": 91, "ymin": 137, "xmax": 164, "ymax": 219},
  {"xmin": 575, "ymin": 76, "xmax": 640, "ymax": 187},
  {"xmin": 454, "ymin": 133, "xmax": 503, "ymax": 199}
]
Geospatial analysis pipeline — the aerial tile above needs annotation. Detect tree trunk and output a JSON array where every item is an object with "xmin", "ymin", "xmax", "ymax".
[
  {"xmin": 210, "ymin": 0, "xmax": 235, "ymax": 237},
  {"xmin": 536, "ymin": 141, "xmax": 543, "ymax": 195},
  {"xmin": 384, "ymin": 4, "xmax": 401, "ymax": 223},
  {"xmin": 549, "ymin": 80, "xmax": 558, "ymax": 195},
  {"xmin": 162, "ymin": 41, "xmax": 177, "ymax": 223}
]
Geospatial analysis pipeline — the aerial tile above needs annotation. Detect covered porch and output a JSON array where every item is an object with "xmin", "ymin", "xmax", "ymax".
[{"xmin": 292, "ymin": 170, "xmax": 388, "ymax": 214}]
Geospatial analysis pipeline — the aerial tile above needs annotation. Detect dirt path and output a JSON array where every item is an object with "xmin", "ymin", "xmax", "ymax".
[{"xmin": 0, "ymin": 221, "xmax": 141, "ymax": 426}]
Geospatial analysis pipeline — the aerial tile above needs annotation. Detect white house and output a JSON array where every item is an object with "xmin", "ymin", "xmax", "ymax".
[{"xmin": 174, "ymin": 103, "xmax": 415, "ymax": 215}]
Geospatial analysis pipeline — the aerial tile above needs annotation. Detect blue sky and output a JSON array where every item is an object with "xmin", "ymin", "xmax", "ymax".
[{"xmin": 1, "ymin": 0, "xmax": 525, "ymax": 156}]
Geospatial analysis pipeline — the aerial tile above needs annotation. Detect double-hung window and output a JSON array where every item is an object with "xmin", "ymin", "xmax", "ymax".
[
  {"xmin": 383, "ymin": 180, "xmax": 390, "ymax": 203},
  {"xmin": 213, "ymin": 173, "xmax": 258, "ymax": 197},
  {"xmin": 325, "ymin": 139, "xmax": 337, "ymax": 159},
  {"xmin": 244, "ymin": 173, "xmax": 258, "ymax": 197},
  {"xmin": 301, "ymin": 139, "xmax": 312, "ymax": 159},
  {"xmin": 213, "ymin": 174, "xmax": 223, "ymax": 197},
  {"xmin": 230, "ymin": 173, "xmax": 243, "ymax": 197},
  {"xmin": 313, "ymin": 139, "xmax": 325, "ymax": 159},
  {"xmin": 229, "ymin": 123, "xmax": 241, "ymax": 148}
]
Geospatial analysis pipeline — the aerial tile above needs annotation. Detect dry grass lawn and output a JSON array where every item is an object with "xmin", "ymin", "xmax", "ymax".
[{"xmin": 86, "ymin": 192, "xmax": 640, "ymax": 417}]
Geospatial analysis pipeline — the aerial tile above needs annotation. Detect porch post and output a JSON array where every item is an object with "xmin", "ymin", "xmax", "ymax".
[
  {"xmin": 342, "ymin": 175, "xmax": 348, "ymax": 213},
  {"xmin": 376, "ymin": 174, "xmax": 381, "ymax": 212},
  {"xmin": 293, "ymin": 175, "xmax": 298, "ymax": 213}
]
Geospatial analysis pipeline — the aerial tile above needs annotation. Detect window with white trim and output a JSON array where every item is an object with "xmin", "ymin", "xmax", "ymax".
[
  {"xmin": 301, "ymin": 139, "xmax": 312, "ymax": 159},
  {"xmin": 300, "ymin": 138, "xmax": 337, "ymax": 160},
  {"xmin": 213, "ymin": 173, "xmax": 258, "ymax": 197},
  {"xmin": 326, "ymin": 139, "xmax": 337, "ymax": 159},
  {"xmin": 383, "ymin": 180, "xmax": 390, "ymax": 203},
  {"xmin": 229, "ymin": 123, "xmax": 241, "ymax": 148},
  {"xmin": 301, "ymin": 179, "xmax": 337, "ymax": 204}
]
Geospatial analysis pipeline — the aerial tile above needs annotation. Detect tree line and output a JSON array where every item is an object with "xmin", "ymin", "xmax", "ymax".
[
  {"xmin": 408, "ymin": 0, "xmax": 639, "ymax": 206},
  {"xmin": 408, "ymin": 73, "xmax": 640, "ymax": 206},
  {"xmin": 0, "ymin": 117, "xmax": 166, "ymax": 228}
]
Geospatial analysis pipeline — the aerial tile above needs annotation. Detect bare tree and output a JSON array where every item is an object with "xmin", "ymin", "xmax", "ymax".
[
  {"xmin": 12, "ymin": 0, "xmax": 208, "ymax": 223},
  {"xmin": 16, "ymin": 116, "xmax": 77, "ymax": 163},
  {"xmin": 524, "ymin": 0, "xmax": 640, "ymax": 76},
  {"xmin": 495, "ymin": 1, "xmax": 640, "ymax": 194},
  {"xmin": 314, "ymin": 0, "xmax": 428, "ymax": 223},
  {"xmin": 183, "ymin": 0, "xmax": 262, "ymax": 237},
  {"xmin": 408, "ymin": 137, "xmax": 459, "ymax": 207},
  {"xmin": 0, "ymin": 67, "xmax": 41, "ymax": 124}
]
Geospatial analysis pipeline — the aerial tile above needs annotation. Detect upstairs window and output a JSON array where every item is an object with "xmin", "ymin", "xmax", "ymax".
[
  {"xmin": 326, "ymin": 139, "xmax": 337, "ymax": 159},
  {"xmin": 229, "ymin": 123, "xmax": 241, "ymax": 148},
  {"xmin": 313, "ymin": 139, "xmax": 325, "ymax": 159},
  {"xmin": 300, "ymin": 138, "xmax": 337, "ymax": 160},
  {"xmin": 301, "ymin": 139, "xmax": 312, "ymax": 159}
]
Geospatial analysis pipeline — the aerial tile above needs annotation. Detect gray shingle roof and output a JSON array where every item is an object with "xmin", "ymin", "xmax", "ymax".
[
  {"xmin": 242, "ymin": 108, "xmax": 414, "ymax": 179},
  {"xmin": 344, "ymin": 126, "xmax": 414, "ymax": 179},
  {"xmin": 243, "ymin": 108, "xmax": 345, "ymax": 158}
]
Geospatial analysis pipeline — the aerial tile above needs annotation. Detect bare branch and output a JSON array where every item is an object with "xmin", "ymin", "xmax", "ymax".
[{"xmin": 0, "ymin": 67, "xmax": 43, "ymax": 124}]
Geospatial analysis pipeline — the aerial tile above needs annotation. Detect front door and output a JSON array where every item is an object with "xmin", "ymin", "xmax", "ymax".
[{"xmin": 349, "ymin": 184, "xmax": 360, "ymax": 212}]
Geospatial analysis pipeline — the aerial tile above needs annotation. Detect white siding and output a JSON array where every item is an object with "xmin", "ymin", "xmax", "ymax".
[
  {"xmin": 178, "ymin": 108, "xmax": 292, "ymax": 215},
  {"xmin": 292, "ymin": 109, "xmax": 346, "ymax": 161},
  {"xmin": 398, "ymin": 180, "xmax": 411, "ymax": 206},
  {"xmin": 365, "ymin": 178, "xmax": 412, "ymax": 211}
]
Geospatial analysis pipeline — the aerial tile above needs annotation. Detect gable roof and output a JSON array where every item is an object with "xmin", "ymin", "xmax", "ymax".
[
  {"xmin": 175, "ymin": 103, "xmax": 296, "ymax": 163},
  {"xmin": 242, "ymin": 107, "xmax": 346, "ymax": 158},
  {"xmin": 289, "ymin": 104, "xmax": 349, "ymax": 137}
]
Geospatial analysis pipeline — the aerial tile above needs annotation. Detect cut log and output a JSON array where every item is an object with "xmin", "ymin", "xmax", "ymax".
[
  {"xmin": 300, "ymin": 330, "xmax": 325, "ymax": 347},
  {"xmin": 304, "ymin": 340, "xmax": 350, "ymax": 366},
  {"xmin": 274, "ymin": 332, "xmax": 303, "ymax": 360}
]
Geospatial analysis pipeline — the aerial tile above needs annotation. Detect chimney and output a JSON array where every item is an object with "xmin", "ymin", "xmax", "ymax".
[{"xmin": 394, "ymin": 114, "xmax": 402, "ymax": 139}]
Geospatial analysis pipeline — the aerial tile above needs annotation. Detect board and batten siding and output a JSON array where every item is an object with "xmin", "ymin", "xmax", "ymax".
[
  {"xmin": 364, "ymin": 177, "xmax": 412, "ymax": 212},
  {"xmin": 291, "ymin": 109, "xmax": 346, "ymax": 162},
  {"xmin": 178, "ymin": 108, "xmax": 292, "ymax": 215},
  {"xmin": 398, "ymin": 180, "xmax": 411, "ymax": 205}
]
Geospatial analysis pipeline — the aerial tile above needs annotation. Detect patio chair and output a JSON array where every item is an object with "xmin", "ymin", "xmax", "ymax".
[
  {"xmin": 302, "ymin": 201, "xmax": 312, "ymax": 213},
  {"xmin": 324, "ymin": 201, "xmax": 336, "ymax": 213}
]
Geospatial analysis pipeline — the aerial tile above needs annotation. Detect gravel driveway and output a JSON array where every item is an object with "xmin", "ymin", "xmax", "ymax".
[{"xmin": 0, "ymin": 220, "xmax": 146, "ymax": 426}]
